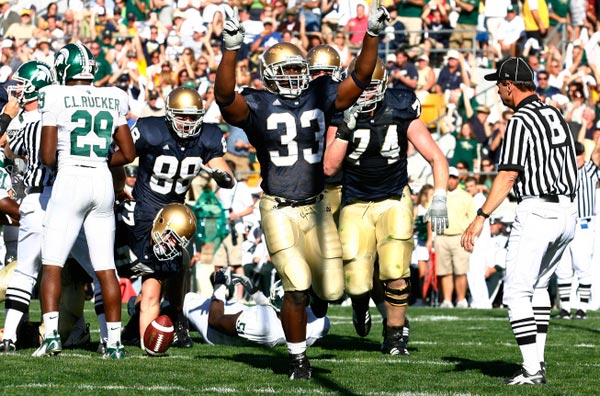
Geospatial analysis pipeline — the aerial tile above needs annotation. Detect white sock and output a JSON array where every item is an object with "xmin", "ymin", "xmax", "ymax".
[
  {"xmin": 2, "ymin": 309, "xmax": 24, "ymax": 342},
  {"xmin": 43, "ymin": 311, "xmax": 59, "ymax": 339},
  {"xmin": 212, "ymin": 285, "xmax": 227, "ymax": 302},
  {"xmin": 107, "ymin": 321, "xmax": 122, "ymax": 347},
  {"xmin": 287, "ymin": 341, "xmax": 307, "ymax": 356}
]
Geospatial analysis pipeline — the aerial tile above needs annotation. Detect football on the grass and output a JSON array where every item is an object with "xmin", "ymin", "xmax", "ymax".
[{"xmin": 143, "ymin": 315, "xmax": 174, "ymax": 356}]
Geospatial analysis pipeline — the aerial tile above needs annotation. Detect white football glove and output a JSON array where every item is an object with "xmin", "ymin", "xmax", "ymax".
[
  {"xmin": 343, "ymin": 103, "xmax": 360, "ymax": 130},
  {"xmin": 426, "ymin": 192, "xmax": 449, "ymax": 235},
  {"xmin": 223, "ymin": 6, "xmax": 245, "ymax": 51},
  {"xmin": 366, "ymin": 1, "xmax": 391, "ymax": 37}
]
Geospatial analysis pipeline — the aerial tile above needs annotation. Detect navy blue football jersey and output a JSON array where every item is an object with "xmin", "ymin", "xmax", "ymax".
[
  {"xmin": 127, "ymin": 117, "xmax": 225, "ymax": 258},
  {"xmin": 237, "ymin": 76, "xmax": 339, "ymax": 200},
  {"xmin": 342, "ymin": 89, "xmax": 420, "ymax": 204},
  {"xmin": 131, "ymin": 116, "xmax": 226, "ymax": 211}
]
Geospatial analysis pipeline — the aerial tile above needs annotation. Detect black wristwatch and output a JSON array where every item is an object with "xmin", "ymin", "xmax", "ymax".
[{"xmin": 476, "ymin": 208, "xmax": 490, "ymax": 219}]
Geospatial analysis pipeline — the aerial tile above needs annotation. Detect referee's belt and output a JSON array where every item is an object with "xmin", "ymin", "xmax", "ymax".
[
  {"xmin": 27, "ymin": 186, "xmax": 47, "ymax": 194},
  {"xmin": 517, "ymin": 194, "xmax": 573, "ymax": 203},
  {"xmin": 275, "ymin": 194, "xmax": 324, "ymax": 208}
]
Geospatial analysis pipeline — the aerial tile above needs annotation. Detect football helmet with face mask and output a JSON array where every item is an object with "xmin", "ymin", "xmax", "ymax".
[
  {"xmin": 347, "ymin": 57, "xmax": 387, "ymax": 113},
  {"xmin": 260, "ymin": 42, "xmax": 310, "ymax": 98},
  {"xmin": 306, "ymin": 44, "xmax": 342, "ymax": 82},
  {"xmin": 151, "ymin": 203, "xmax": 197, "ymax": 261},
  {"xmin": 268, "ymin": 280, "xmax": 285, "ymax": 313},
  {"xmin": 8, "ymin": 60, "xmax": 55, "ymax": 105},
  {"xmin": 54, "ymin": 42, "xmax": 96, "ymax": 85},
  {"xmin": 165, "ymin": 87, "xmax": 205, "ymax": 139}
]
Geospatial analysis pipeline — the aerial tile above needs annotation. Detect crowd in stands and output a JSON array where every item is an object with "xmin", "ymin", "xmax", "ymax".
[{"xmin": 0, "ymin": 0, "xmax": 600, "ymax": 309}]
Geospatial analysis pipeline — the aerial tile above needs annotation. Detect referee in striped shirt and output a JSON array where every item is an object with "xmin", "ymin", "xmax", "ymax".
[
  {"xmin": 555, "ymin": 140, "xmax": 600, "ymax": 319},
  {"xmin": 461, "ymin": 57, "xmax": 578, "ymax": 385}
]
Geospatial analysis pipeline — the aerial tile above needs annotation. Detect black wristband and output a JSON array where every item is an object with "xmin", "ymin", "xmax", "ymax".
[
  {"xmin": 476, "ymin": 207, "xmax": 490, "ymax": 219},
  {"xmin": 0, "ymin": 113, "xmax": 13, "ymax": 135},
  {"xmin": 351, "ymin": 71, "xmax": 370, "ymax": 90},
  {"xmin": 335, "ymin": 124, "xmax": 352, "ymax": 141},
  {"xmin": 216, "ymin": 94, "xmax": 235, "ymax": 108}
]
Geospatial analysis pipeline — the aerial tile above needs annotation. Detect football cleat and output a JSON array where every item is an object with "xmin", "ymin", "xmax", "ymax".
[
  {"xmin": 32, "ymin": 330, "xmax": 62, "ymax": 357},
  {"xmin": 555, "ymin": 308, "xmax": 571, "ymax": 319},
  {"xmin": 0, "ymin": 339, "xmax": 16, "ymax": 352},
  {"xmin": 172, "ymin": 317, "xmax": 193, "ymax": 348},
  {"xmin": 103, "ymin": 342, "xmax": 126, "ymax": 359},
  {"xmin": 352, "ymin": 308, "xmax": 372, "ymax": 337},
  {"xmin": 120, "ymin": 324, "xmax": 140, "ymax": 347},
  {"xmin": 97, "ymin": 341, "xmax": 107, "ymax": 355},
  {"xmin": 574, "ymin": 309, "xmax": 587, "ymax": 320},
  {"xmin": 231, "ymin": 273, "xmax": 256, "ymax": 294},
  {"xmin": 381, "ymin": 326, "xmax": 409, "ymax": 356},
  {"xmin": 504, "ymin": 368, "xmax": 546, "ymax": 385},
  {"xmin": 288, "ymin": 352, "xmax": 312, "ymax": 380}
]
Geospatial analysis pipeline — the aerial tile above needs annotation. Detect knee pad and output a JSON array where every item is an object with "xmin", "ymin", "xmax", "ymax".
[
  {"xmin": 382, "ymin": 278, "xmax": 411, "ymax": 307},
  {"xmin": 288, "ymin": 290, "xmax": 310, "ymax": 306}
]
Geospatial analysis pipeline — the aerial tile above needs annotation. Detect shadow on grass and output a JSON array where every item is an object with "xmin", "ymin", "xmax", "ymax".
[
  {"xmin": 197, "ymin": 352, "xmax": 363, "ymax": 396},
  {"xmin": 552, "ymin": 321, "xmax": 600, "ymax": 335},
  {"xmin": 442, "ymin": 356, "xmax": 520, "ymax": 378},
  {"xmin": 316, "ymin": 333, "xmax": 383, "ymax": 352}
]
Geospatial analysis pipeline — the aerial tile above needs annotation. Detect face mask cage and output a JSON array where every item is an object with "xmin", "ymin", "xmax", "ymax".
[
  {"xmin": 152, "ymin": 227, "xmax": 190, "ymax": 261},
  {"xmin": 166, "ymin": 108, "xmax": 204, "ymax": 139},
  {"xmin": 263, "ymin": 58, "xmax": 310, "ymax": 98}
]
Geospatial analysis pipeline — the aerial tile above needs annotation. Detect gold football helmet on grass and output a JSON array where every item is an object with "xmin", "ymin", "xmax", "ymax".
[{"xmin": 152, "ymin": 203, "xmax": 197, "ymax": 261}]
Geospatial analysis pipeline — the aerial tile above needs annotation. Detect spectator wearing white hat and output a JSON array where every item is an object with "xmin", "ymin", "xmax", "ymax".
[{"xmin": 415, "ymin": 54, "xmax": 436, "ymax": 101}]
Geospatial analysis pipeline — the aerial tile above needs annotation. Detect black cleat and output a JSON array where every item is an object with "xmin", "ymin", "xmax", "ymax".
[
  {"xmin": 0, "ymin": 339, "xmax": 16, "ymax": 352},
  {"xmin": 554, "ymin": 308, "xmax": 571, "ymax": 319},
  {"xmin": 173, "ymin": 318, "xmax": 193, "ymax": 348},
  {"xmin": 381, "ymin": 326, "xmax": 409, "ymax": 355},
  {"xmin": 288, "ymin": 352, "xmax": 312, "ymax": 380},
  {"xmin": 120, "ymin": 324, "xmax": 140, "ymax": 347},
  {"xmin": 352, "ymin": 308, "xmax": 372, "ymax": 337},
  {"xmin": 574, "ymin": 309, "xmax": 587, "ymax": 320}
]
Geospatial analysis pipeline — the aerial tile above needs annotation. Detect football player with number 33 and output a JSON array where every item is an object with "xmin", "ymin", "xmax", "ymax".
[
  {"xmin": 324, "ymin": 58, "xmax": 449, "ymax": 356},
  {"xmin": 215, "ymin": 3, "xmax": 390, "ymax": 380}
]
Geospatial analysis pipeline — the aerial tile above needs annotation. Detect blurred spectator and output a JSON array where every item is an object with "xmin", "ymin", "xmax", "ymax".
[
  {"xmin": 478, "ymin": 157, "xmax": 496, "ymax": 192},
  {"xmin": 139, "ymin": 89, "xmax": 165, "ymax": 117},
  {"xmin": 193, "ymin": 56, "xmax": 211, "ymax": 95},
  {"xmin": 175, "ymin": 47, "xmax": 196, "ymax": 85},
  {"xmin": 547, "ymin": 0, "xmax": 571, "ymax": 48},
  {"xmin": 536, "ymin": 69, "xmax": 568, "ymax": 108},
  {"xmin": 183, "ymin": 25, "xmax": 209, "ymax": 59},
  {"xmin": 415, "ymin": 54, "xmax": 436, "ymax": 100},
  {"xmin": 32, "ymin": 38, "xmax": 54, "ymax": 65},
  {"xmin": 89, "ymin": 42, "xmax": 113, "ymax": 87},
  {"xmin": 397, "ymin": 0, "xmax": 426, "ymax": 47},
  {"xmin": 483, "ymin": 0, "xmax": 510, "ymax": 51},
  {"xmin": 152, "ymin": 0, "xmax": 173, "ymax": 27},
  {"xmin": 389, "ymin": 47, "xmax": 418, "ymax": 90},
  {"xmin": 449, "ymin": 0, "xmax": 480, "ymax": 50},
  {"xmin": 249, "ymin": 18, "xmax": 282, "ymax": 54},
  {"xmin": 329, "ymin": 31, "xmax": 353, "ymax": 68},
  {"xmin": 124, "ymin": 165, "xmax": 138, "ymax": 196},
  {"xmin": 61, "ymin": 9, "xmax": 79, "ymax": 40},
  {"xmin": 522, "ymin": 0, "xmax": 549, "ymax": 49},
  {"xmin": 487, "ymin": 109, "xmax": 513, "ymax": 164},
  {"xmin": 421, "ymin": 6, "xmax": 451, "ymax": 66},
  {"xmin": 5, "ymin": 9, "xmax": 37, "ymax": 41},
  {"xmin": 126, "ymin": 0, "xmax": 150, "ymax": 23},
  {"xmin": 451, "ymin": 123, "xmax": 479, "ymax": 171},
  {"xmin": 141, "ymin": 25, "xmax": 166, "ymax": 65},
  {"xmin": 378, "ymin": 7, "xmax": 407, "ymax": 55},
  {"xmin": 277, "ymin": 7, "xmax": 301, "ymax": 34},
  {"xmin": 0, "ymin": 0, "xmax": 19, "ymax": 37},
  {"xmin": 435, "ymin": 166, "xmax": 476, "ymax": 308},
  {"xmin": 37, "ymin": 2, "xmax": 62, "ymax": 29},
  {"xmin": 468, "ymin": 104, "xmax": 492, "ymax": 157},
  {"xmin": 345, "ymin": 3, "xmax": 368, "ymax": 49},
  {"xmin": 493, "ymin": 5, "xmax": 525, "ymax": 59},
  {"xmin": 301, "ymin": 1, "xmax": 323, "ymax": 33},
  {"xmin": 569, "ymin": 0, "xmax": 586, "ymax": 40},
  {"xmin": 224, "ymin": 125, "xmax": 253, "ymax": 178},
  {"xmin": 0, "ymin": 39, "xmax": 21, "ymax": 72},
  {"xmin": 434, "ymin": 50, "xmax": 470, "ymax": 95}
]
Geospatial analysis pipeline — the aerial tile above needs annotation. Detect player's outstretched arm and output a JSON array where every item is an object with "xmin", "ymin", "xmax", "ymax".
[
  {"xmin": 110, "ymin": 125, "xmax": 136, "ymax": 167},
  {"xmin": 215, "ymin": 6, "xmax": 250, "ymax": 125},
  {"xmin": 335, "ymin": 1, "xmax": 389, "ymax": 111}
]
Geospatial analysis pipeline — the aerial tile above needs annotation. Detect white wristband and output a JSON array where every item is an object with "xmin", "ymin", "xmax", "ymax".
[{"xmin": 433, "ymin": 189, "xmax": 446, "ymax": 197}]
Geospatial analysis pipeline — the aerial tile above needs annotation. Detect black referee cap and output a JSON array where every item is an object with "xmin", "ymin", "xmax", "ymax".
[{"xmin": 484, "ymin": 57, "xmax": 534, "ymax": 82}]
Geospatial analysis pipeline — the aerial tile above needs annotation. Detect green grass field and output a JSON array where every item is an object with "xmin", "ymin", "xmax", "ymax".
[{"xmin": 0, "ymin": 303, "xmax": 598, "ymax": 396}]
